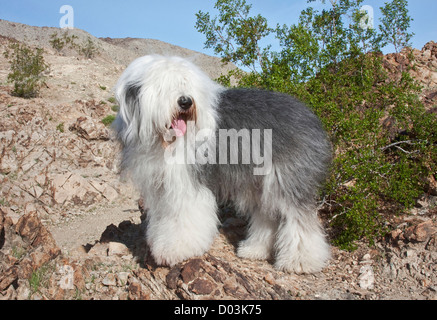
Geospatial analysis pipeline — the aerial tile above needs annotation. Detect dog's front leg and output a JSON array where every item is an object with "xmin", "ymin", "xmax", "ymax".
[{"xmin": 145, "ymin": 185, "xmax": 219, "ymax": 266}]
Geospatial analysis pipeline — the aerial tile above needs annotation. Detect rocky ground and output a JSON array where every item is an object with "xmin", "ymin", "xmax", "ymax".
[{"xmin": 0, "ymin": 20, "xmax": 436, "ymax": 300}]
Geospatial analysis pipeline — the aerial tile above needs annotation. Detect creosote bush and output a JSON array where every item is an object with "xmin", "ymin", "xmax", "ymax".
[
  {"xmin": 79, "ymin": 36, "xmax": 99, "ymax": 59},
  {"xmin": 3, "ymin": 43, "xmax": 50, "ymax": 99},
  {"xmin": 196, "ymin": 0, "xmax": 437, "ymax": 250},
  {"xmin": 50, "ymin": 32, "xmax": 99, "ymax": 59},
  {"xmin": 49, "ymin": 31, "xmax": 79, "ymax": 53}
]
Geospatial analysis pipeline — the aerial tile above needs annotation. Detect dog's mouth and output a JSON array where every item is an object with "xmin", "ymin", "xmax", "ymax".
[
  {"xmin": 167, "ymin": 102, "xmax": 197, "ymax": 138},
  {"xmin": 170, "ymin": 114, "xmax": 189, "ymax": 137}
]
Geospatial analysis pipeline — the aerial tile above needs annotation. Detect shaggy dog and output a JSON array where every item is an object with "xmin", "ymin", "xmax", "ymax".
[{"xmin": 113, "ymin": 55, "xmax": 332, "ymax": 273}]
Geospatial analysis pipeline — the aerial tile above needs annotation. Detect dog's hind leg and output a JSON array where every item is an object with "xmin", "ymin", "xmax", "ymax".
[
  {"xmin": 237, "ymin": 210, "xmax": 278, "ymax": 261},
  {"xmin": 274, "ymin": 205, "xmax": 331, "ymax": 274}
]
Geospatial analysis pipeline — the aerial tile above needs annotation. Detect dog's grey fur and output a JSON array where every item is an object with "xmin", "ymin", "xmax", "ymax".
[{"xmin": 206, "ymin": 88, "xmax": 331, "ymax": 208}]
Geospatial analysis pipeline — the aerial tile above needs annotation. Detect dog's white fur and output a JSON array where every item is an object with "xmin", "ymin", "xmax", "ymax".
[
  {"xmin": 115, "ymin": 55, "xmax": 220, "ymax": 144},
  {"xmin": 114, "ymin": 56, "xmax": 221, "ymax": 266},
  {"xmin": 114, "ymin": 55, "xmax": 331, "ymax": 273}
]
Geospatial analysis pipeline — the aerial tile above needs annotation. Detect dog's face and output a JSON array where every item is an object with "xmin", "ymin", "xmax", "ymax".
[
  {"xmin": 170, "ymin": 95, "xmax": 197, "ymax": 138},
  {"xmin": 113, "ymin": 55, "xmax": 220, "ymax": 147}
]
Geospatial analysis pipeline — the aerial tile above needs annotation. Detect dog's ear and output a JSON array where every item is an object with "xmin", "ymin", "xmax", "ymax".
[
  {"xmin": 113, "ymin": 82, "xmax": 142, "ymax": 145},
  {"xmin": 124, "ymin": 83, "xmax": 142, "ymax": 109}
]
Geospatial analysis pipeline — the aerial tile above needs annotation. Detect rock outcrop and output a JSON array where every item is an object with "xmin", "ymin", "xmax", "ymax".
[
  {"xmin": 384, "ymin": 41, "xmax": 437, "ymax": 110},
  {"xmin": 0, "ymin": 208, "xmax": 61, "ymax": 299}
]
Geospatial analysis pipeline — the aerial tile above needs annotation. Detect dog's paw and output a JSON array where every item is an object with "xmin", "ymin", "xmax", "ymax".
[
  {"xmin": 148, "ymin": 240, "xmax": 209, "ymax": 267},
  {"xmin": 237, "ymin": 240, "xmax": 272, "ymax": 261},
  {"xmin": 273, "ymin": 254, "xmax": 329, "ymax": 274},
  {"xmin": 152, "ymin": 254, "xmax": 181, "ymax": 267}
]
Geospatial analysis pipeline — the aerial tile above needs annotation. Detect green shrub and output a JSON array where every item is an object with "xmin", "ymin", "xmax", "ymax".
[
  {"xmin": 56, "ymin": 122, "xmax": 65, "ymax": 133},
  {"xmin": 196, "ymin": 0, "xmax": 437, "ymax": 250},
  {"xmin": 107, "ymin": 97, "xmax": 117, "ymax": 104},
  {"xmin": 3, "ymin": 43, "xmax": 50, "ymax": 98},
  {"xmin": 49, "ymin": 31, "xmax": 79, "ymax": 53},
  {"xmin": 102, "ymin": 115, "xmax": 116, "ymax": 126},
  {"xmin": 49, "ymin": 33, "xmax": 66, "ymax": 52},
  {"xmin": 79, "ymin": 36, "xmax": 99, "ymax": 59},
  {"xmin": 49, "ymin": 32, "xmax": 99, "ymax": 59},
  {"xmin": 29, "ymin": 263, "xmax": 54, "ymax": 296}
]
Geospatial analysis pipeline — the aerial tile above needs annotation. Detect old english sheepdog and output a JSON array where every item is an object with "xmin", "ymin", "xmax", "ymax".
[{"xmin": 113, "ymin": 55, "xmax": 332, "ymax": 273}]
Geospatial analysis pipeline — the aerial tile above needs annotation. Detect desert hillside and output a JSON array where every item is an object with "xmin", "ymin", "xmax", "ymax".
[{"xmin": 0, "ymin": 20, "xmax": 436, "ymax": 300}]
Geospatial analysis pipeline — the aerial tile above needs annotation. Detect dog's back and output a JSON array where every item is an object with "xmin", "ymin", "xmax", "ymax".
[{"xmin": 205, "ymin": 88, "xmax": 332, "ymax": 210}]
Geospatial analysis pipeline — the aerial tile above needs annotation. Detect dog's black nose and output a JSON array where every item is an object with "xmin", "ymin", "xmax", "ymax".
[{"xmin": 178, "ymin": 96, "xmax": 193, "ymax": 110}]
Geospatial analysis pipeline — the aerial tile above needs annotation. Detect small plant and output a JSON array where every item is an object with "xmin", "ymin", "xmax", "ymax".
[
  {"xmin": 79, "ymin": 36, "xmax": 99, "ymax": 59},
  {"xmin": 49, "ymin": 32, "xmax": 66, "ymax": 52},
  {"xmin": 111, "ymin": 105, "xmax": 119, "ymax": 112},
  {"xmin": 56, "ymin": 122, "xmax": 65, "ymax": 133},
  {"xmin": 11, "ymin": 245, "xmax": 27, "ymax": 260},
  {"xmin": 101, "ymin": 115, "xmax": 116, "ymax": 126},
  {"xmin": 49, "ymin": 31, "xmax": 79, "ymax": 53},
  {"xmin": 99, "ymin": 85, "xmax": 107, "ymax": 91},
  {"xmin": 50, "ymin": 32, "xmax": 99, "ymax": 59},
  {"xmin": 107, "ymin": 97, "xmax": 117, "ymax": 104},
  {"xmin": 29, "ymin": 271, "xmax": 42, "ymax": 295},
  {"xmin": 3, "ymin": 43, "xmax": 50, "ymax": 98},
  {"xmin": 29, "ymin": 263, "xmax": 53, "ymax": 296}
]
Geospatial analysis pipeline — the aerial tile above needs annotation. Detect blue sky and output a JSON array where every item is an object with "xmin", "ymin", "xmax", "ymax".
[{"xmin": 1, "ymin": 0, "xmax": 436, "ymax": 57}]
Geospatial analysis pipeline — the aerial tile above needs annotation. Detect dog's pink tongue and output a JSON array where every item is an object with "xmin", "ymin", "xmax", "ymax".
[{"xmin": 172, "ymin": 117, "xmax": 187, "ymax": 137}]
